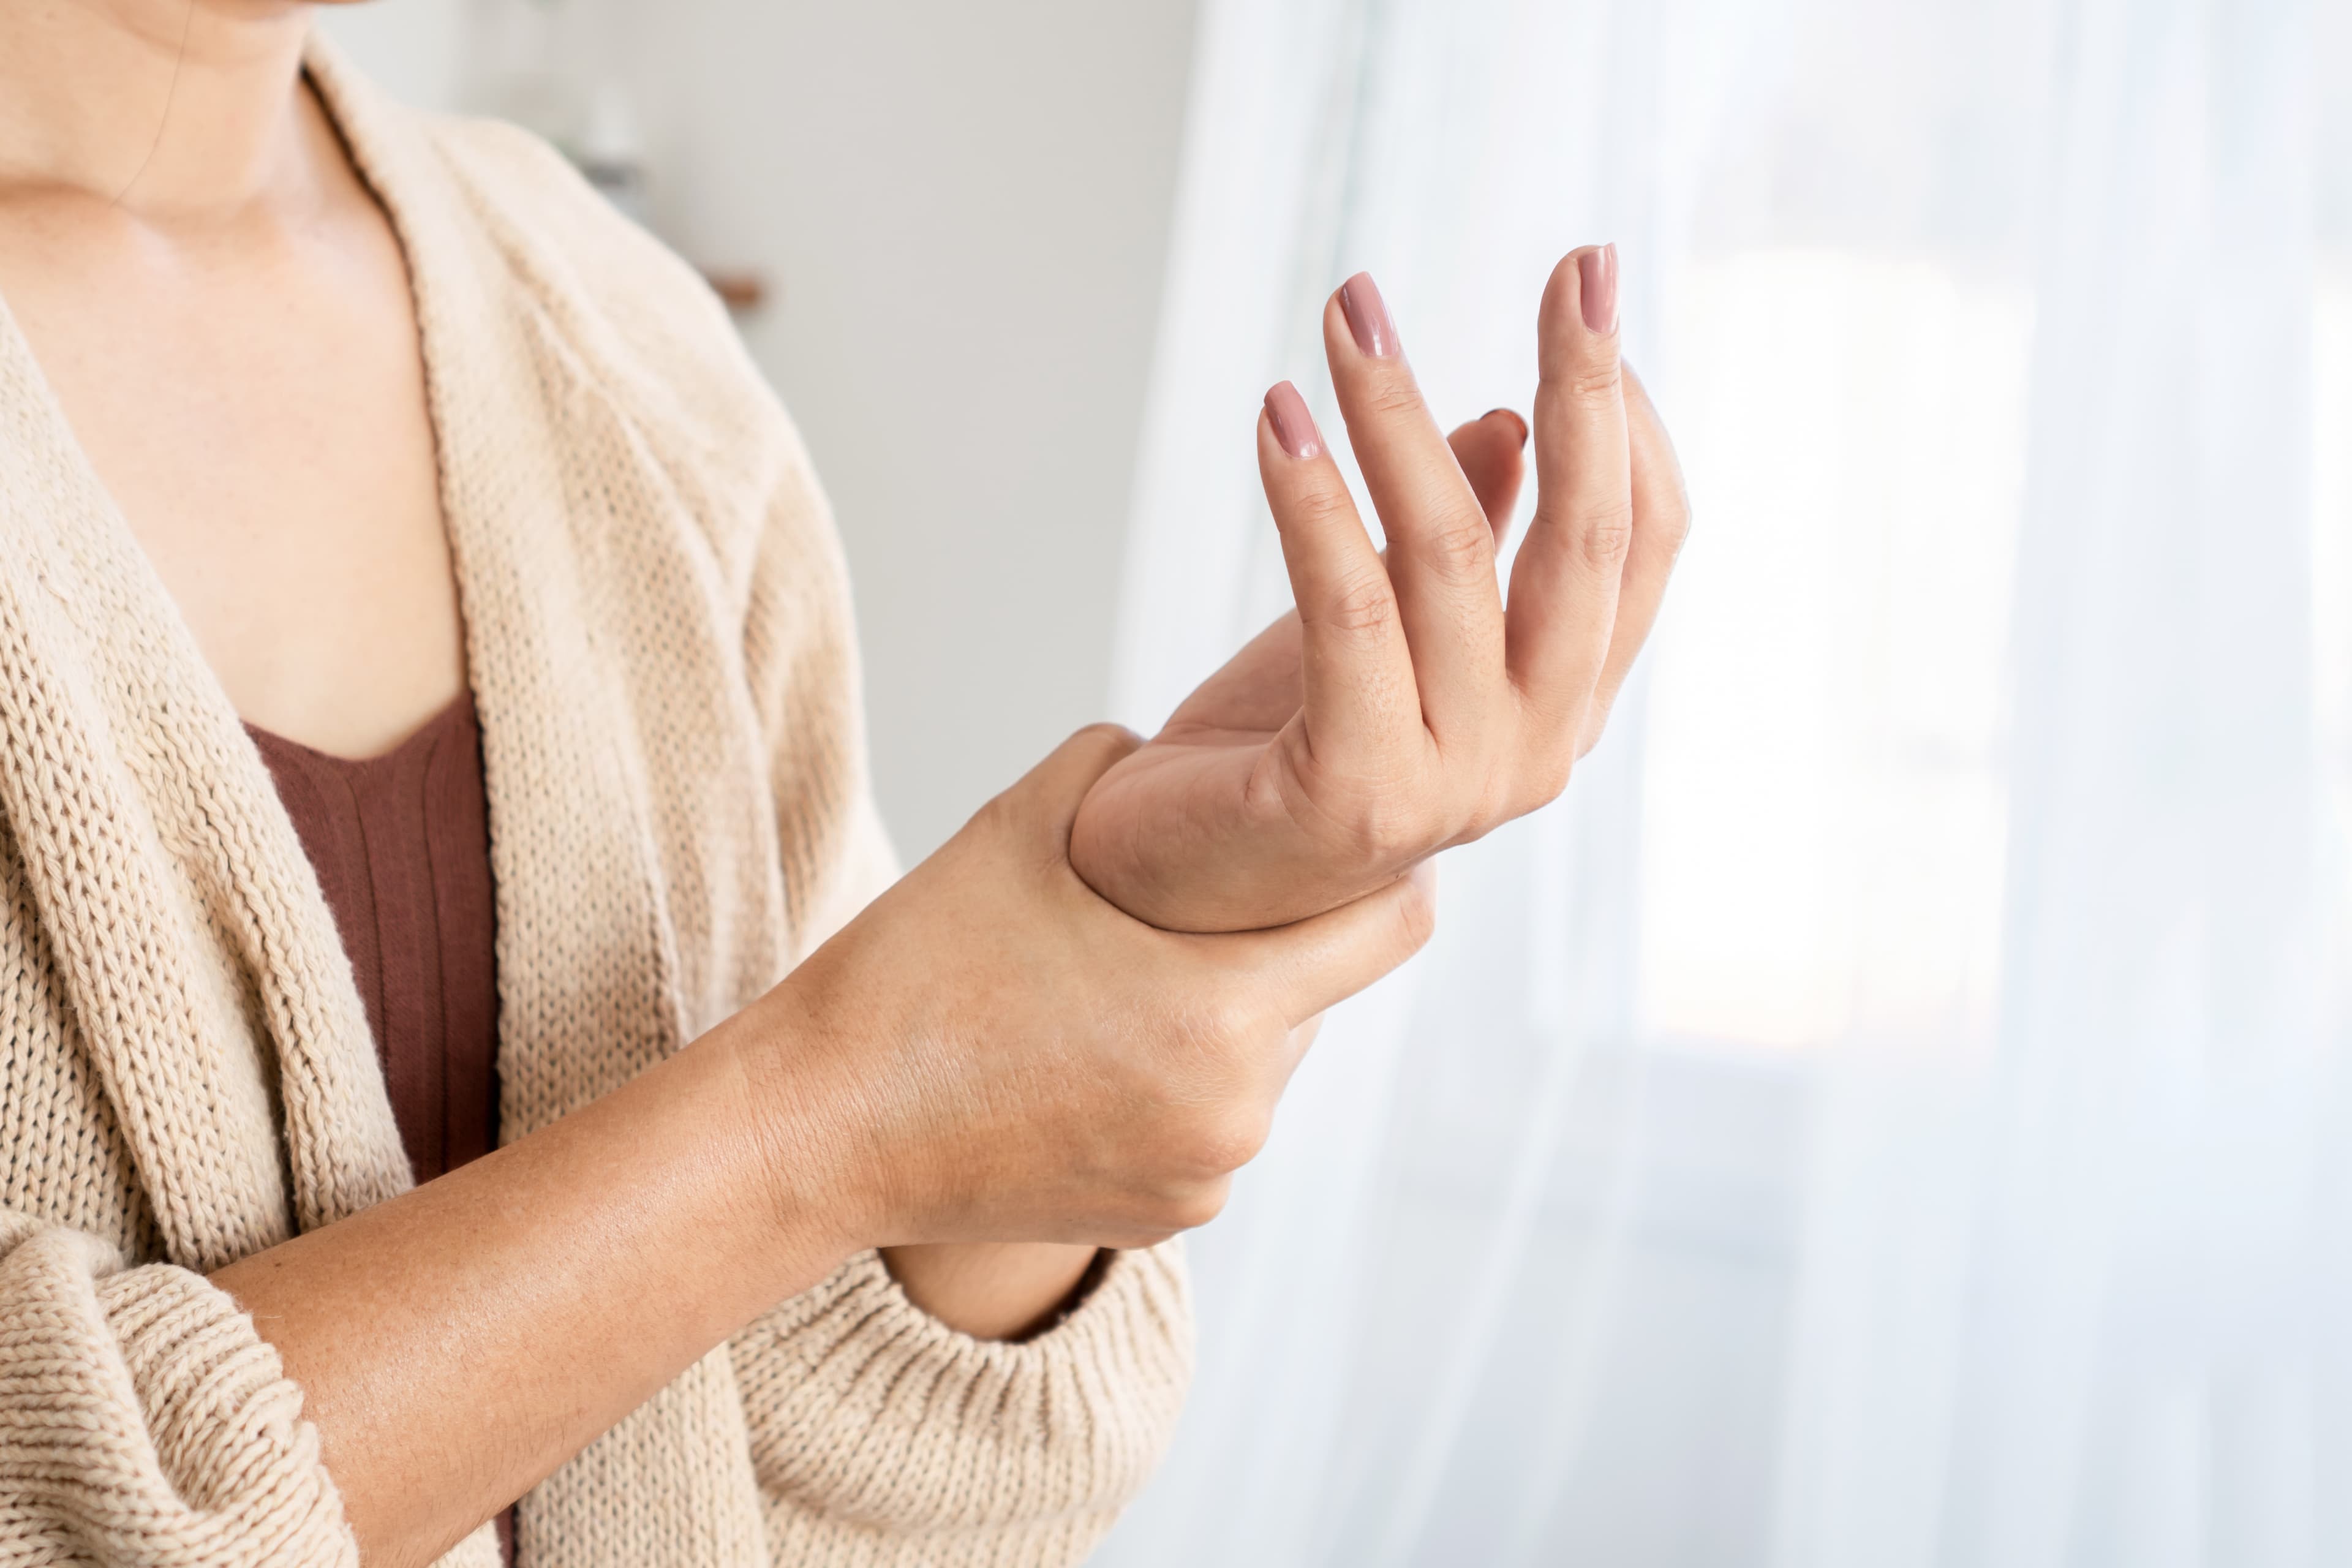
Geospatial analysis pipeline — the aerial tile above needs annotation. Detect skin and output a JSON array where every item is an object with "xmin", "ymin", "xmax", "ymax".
[
  {"xmin": 0, "ymin": 2, "xmax": 1688, "ymax": 1564},
  {"xmin": 1071, "ymin": 270, "xmax": 1691, "ymax": 932}
]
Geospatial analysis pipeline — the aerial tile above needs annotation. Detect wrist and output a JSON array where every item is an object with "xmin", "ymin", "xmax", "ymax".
[{"xmin": 710, "ymin": 973, "xmax": 898, "ymax": 1267}]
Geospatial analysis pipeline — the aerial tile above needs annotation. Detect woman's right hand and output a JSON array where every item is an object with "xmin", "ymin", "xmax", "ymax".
[{"xmin": 744, "ymin": 723, "xmax": 1437, "ymax": 1255}]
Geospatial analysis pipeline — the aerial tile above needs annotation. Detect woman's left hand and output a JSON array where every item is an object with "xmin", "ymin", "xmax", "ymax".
[{"xmin": 1071, "ymin": 246, "xmax": 1690, "ymax": 933}]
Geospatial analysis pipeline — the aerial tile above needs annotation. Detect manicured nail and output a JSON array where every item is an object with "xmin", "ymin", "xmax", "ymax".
[
  {"xmin": 1485, "ymin": 407, "xmax": 1529, "ymax": 448},
  {"xmin": 1265, "ymin": 380, "xmax": 1323, "ymax": 459},
  {"xmin": 1339, "ymin": 272, "xmax": 1399, "ymax": 358},
  {"xmin": 1579, "ymin": 243, "xmax": 1618, "ymax": 335}
]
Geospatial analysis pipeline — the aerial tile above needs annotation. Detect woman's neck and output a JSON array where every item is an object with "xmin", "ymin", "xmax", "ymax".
[{"xmin": 0, "ymin": 1, "xmax": 319, "ymax": 220}]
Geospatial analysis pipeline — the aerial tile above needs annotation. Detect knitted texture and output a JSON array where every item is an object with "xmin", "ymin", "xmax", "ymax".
[{"xmin": 0, "ymin": 32, "xmax": 1191, "ymax": 1568}]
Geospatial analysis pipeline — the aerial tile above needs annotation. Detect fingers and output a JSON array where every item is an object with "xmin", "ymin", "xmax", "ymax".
[
  {"xmin": 1448, "ymin": 409, "xmax": 1530, "ymax": 546},
  {"xmin": 1579, "ymin": 362, "xmax": 1691, "ymax": 753},
  {"xmin": 1504, "ymin": 244, "xmax": 1633, "ymax": 735},
  {"xmin": 1257, "ymin": 383, "xmax": 1416, "ymax": 761},
  {"xmin": 1245, "ymin": 859, "xmax": 1438, "ymax": 1025},
  {"xmin": 1245, "ymin": 250, "xmax": 1662, "ymax": 867},
  {"xmin": 1003, "ymin": 723, "xmax": 1144, "ymax": 843},
  {"xmin": 1323, "ymin": 274, "xmax": 1507, "ymax": 747}
]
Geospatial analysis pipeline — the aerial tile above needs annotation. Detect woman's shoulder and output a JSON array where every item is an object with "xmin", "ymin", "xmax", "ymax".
[
  {"xmin": 423, "ymin": 114, "xmax": 714, "ymax": 326},
  {"xmin": 307, "ymin": 37, "xmax": 802, "ymax": 498},
  {"xmin": 420, "ymin": 113, "xmax": 778, "ymax": 446}
]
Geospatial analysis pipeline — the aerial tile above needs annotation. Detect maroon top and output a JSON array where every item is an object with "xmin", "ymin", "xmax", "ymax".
[{"xmin": 246, "ymin": 690, "xmax": 514, "ymax": 1563}]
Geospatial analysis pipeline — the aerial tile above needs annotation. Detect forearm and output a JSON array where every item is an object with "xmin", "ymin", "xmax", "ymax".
[{"xmin": 212, "ymin": 1007, "xmax": 848, "ymax": 1568}]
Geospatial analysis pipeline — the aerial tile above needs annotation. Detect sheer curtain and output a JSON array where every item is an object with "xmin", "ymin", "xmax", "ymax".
[{"xmin": 1094, "ymin": 1, "xmax": 2352, "ymax": 1564}]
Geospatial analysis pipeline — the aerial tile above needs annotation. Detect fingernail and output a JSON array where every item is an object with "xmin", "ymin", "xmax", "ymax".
[
  {"xmin": 1339, "ymin": 272, "xmax": 1399, "ymax": 358},
  {"xmin": 1264, "ymin": 380, "xmax": 1323, "ymax": 459},
  {"xmin": 1485, "ymin": 407, "xmax": 1529, "ymax": 448},
  {"xmin": 1579, "ymin": 244, "xmax": 1618, "ymax": 334}
]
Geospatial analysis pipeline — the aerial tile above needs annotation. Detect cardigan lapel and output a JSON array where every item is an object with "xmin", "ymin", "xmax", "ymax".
[{"xmin": 305, "ymin": 43, "xmax": 691, "ymax": 1140}]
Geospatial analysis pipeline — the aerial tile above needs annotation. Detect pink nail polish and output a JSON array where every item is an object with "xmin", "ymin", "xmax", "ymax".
[
  {"xmin": 1338, "ymin": 272, "xmax": 1400, "ymax": 358},
  {"xmin": 1264, "ymin": 381, "xmax": 1323, "ymax": 459},
  {"xmin": 1579, "ymin": 244, "xmax": 1618, "ymax": 335}
]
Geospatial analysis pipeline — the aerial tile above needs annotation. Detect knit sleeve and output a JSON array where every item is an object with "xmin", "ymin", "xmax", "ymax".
[
  {"xmin": 731, "ymin": 1243, "xmax": 1193, "ymax": 1566},
  {"xmin": 0, "ymin": 1208, "xmax": 360, "ymax": 1566}
]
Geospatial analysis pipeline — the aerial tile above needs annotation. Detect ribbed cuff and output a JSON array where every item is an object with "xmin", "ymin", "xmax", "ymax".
[
  {"xmin": 0, "ymin": 1223, "xmax": 355, "ymax": 1567},
  {"xmin": 96, "ymin": 1262, "xmax": 357, "ymax": 1561},
  {"xmin": 731, "ymin": 1242, "xmax": 1193, "ymax": 1536}
]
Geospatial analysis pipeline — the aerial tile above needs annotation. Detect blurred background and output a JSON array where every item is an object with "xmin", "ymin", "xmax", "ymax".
[{"xmin": 329, "ymin": 2, "xmax": 2352, "ymax": 1564}]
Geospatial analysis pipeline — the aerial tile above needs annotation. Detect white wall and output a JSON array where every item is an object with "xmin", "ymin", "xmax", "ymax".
[
  {"xmin": 315, "ymin": 0, "xmax": 467, "ymax": 111},
  {"xmin": 325, "ymin": 0, "xmax": 1202, "ymax": 859}
]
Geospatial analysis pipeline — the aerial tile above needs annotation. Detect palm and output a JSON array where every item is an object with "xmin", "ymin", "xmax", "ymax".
[{"xmin": 1166, "ymin": 609, "xmax": 1310, "ymax": 745}]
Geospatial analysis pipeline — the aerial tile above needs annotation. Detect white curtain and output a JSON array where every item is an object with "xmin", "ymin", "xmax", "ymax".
[{"xmin": 1095, "ymin": 1, "xmax": 2352, "ymax": 1564}]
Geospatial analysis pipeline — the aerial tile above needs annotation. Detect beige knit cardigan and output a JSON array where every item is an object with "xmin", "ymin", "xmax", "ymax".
[{"xmin": 0, "ymin": 36, "xmax": 1191, "ymax": 1568}]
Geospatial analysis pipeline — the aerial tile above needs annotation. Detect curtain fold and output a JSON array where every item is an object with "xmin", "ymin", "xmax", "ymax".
[{"xmin": 1098, "ymin": 1, "xmax": 2350, "ymax": 1563}]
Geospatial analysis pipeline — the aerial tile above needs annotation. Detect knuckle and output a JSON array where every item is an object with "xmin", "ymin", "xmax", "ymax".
[
  {"xmin": 1360, "ymin": 375, "xmax": 1428, "ymax": 421},
  {"xmin": 1411, "ymin": 513, "xmax": 1496, "ymax": 586},
  {"xmin": 1196, "ymin": 990, "xmax": 1270, "ymax": 1057},
  {"xmin": 1156, "ymin": 1178, "xmax": 1233, "ymax": 1234},
  {"xmin": 1559, "ymin": 360, "xmax": 1626, "ymax": 412},
  {"xmin": 1286, "ymin": 481, "xmax": 1359, "ymax": 535},
  {"xmin": 1578, "ymin": 498, "xmax": 1636, "ymax": 568},
  {"xmin": 1461, "ymin": 774, "xmax": 1516, "ymax": 842},
  {"xmin": 1156, "ymin": 996, "xmax": 1271, "ymax": 1095},
  {"xmin": 1338, "ymin": 799, "xmax": 1440, "ymax": 864},
  {"xmin": 1172, "ymin": 1189, "xmax": 1231, "ymax": 1233},
  {"xmin": 1194, "ymin": 1107, "xmax": 1272, "ymax": 1176},
  {"xmin": 1306, "ymin": 568, "xmax": 1399, "ymax": 638},
  {"xmin": 1530, "ymin": 746, "xmax": 1577, "ymax": 799}
]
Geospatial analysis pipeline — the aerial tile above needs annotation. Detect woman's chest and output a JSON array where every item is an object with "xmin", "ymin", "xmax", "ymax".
[{"xmin": 0, "ymin": 185, "xmax": 461, "ymax": 760}]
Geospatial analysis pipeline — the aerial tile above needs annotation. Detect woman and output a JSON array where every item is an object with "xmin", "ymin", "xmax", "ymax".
[{"xmin": 0, "ymin": 2, "xmax": 1686, "ymax": 1565}]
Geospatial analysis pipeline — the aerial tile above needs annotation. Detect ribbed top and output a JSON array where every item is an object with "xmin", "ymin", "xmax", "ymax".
[{"xmin": 245, "ymin": 692, "xmax": 500, "ymax": 1185}]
